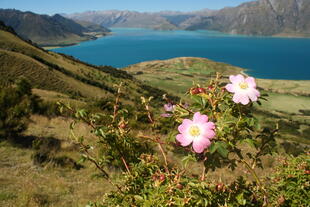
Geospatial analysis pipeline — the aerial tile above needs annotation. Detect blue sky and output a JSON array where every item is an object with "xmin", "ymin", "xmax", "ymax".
[{"xmin": 0, "ymin": 0, "xmax": 253, "ymax": 14}]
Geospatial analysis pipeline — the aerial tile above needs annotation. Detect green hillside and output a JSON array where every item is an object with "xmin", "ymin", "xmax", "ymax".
[{"xmin": 0, "ymin": 25, "xmax": 174, "ymax": 106}]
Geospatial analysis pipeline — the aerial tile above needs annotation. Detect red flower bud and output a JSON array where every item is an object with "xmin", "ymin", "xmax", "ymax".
[
  {"xmin": 287, "ymin": 174, "xmax": 294, "ymax": 178},
  {"xmin": 176, "ymin": 183, "xmax": 183, "ymax": 190},
  {"xmin": 216, "ymin": 183, "xmax": 225, "ymax": 192},
  {"xmin": 305, "ymin": 170, "xmax": 310, "ymax": 175},
  {"xmin": 190, "ymin": 87, "xmax": 206, "ymax": 95},
  {"xmin": 159, "ymin": 174, "xmax": 165, "ymax": 181},
  {"xmin": 119, "ymin": 123, "xmax": 126, "ymax": 129},
  {"xmin": 278, "ymin": 195, "xmax": 285, "ymax": 205}
]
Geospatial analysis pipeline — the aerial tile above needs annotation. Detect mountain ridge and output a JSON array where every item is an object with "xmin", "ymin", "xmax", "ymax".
[
  {"xmin": 66, "ymin": 0, "xmax": 310, "ymax": 37},
  {"xmin": 0, "ymin": 9, "xmax": 111, "ymax": 46}
]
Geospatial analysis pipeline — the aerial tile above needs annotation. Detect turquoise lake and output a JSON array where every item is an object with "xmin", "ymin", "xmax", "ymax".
[{"xmin": 53, "ymin": 28, "xmax": 310, "ymax": 80}]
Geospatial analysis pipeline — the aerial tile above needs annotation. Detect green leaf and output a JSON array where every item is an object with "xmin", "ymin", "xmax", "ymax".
[
  {"xmin": 191, "ymin": 95, "xmax": 203, "ymax": 106},
  {"xmin": 217, "ymin": 144, "xmax": 229, "ymax": 158},
  {"xmin": 134, "ymin": 195, "xmax": 144, "ymax": 201},
  {"xmin": 210, "ymin": 142, "xmax": 229, "ymax": 157},
  {"xmin": 242, "ymin": 138, "xmax": 256, "ymax": 148},
  {"xmin": 209, "ymin": 142, "xmax": 218, "ymax": 154},
  {"xmin": 181, "ymin": 154, "xmax": 197, "ymax": 168},
  {"xmin": 236, "ymin": 193, "xmax": 246, "ymax": 205}
]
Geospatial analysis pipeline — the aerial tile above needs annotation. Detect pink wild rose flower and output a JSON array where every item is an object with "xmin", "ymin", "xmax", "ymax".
[
  {"xmin": 176, "ymin": 112, "xmax": 215, "ymax": 153},
  {"xmin": 225, "ymin": 74, "xmax": 260, "ymax": 105}
]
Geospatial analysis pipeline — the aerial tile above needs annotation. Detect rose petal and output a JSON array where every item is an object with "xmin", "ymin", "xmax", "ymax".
[
  {"xmin": 225, "ymin": 83, "xmax": 235, "ymax": 92},
  {"xmin": 229, "ymin": 74, "xmax": 244, "ymax": 84},
  {"xmin": 200, "ymin": 123, "xmax": 216, "ymax": 139},
  {"xmin": 193, "ymin": 112, "xmax": 208, "ymax": 123},
  {"xmin": 176, "ymin": 134, "xmax": 193, "ymax": 147},
  {"xmin": 178, "ymin": 119, "xmax": 192, "ymax": 133},
  {"xmin": 245, "ymin": 77, "xmax": 257, "ymax": 88},
  {"xmin": 233, "ymin": 93, "xmax": 249, "ymax": 105},
  {"xmin": 240, "ymin": 96, "xmax": 250, "ymax": 105},
  {"xmin": 161, "ymin": 113, "xmax": 172, "ymax": 117},
  {"xmin": 248, "ymin": 89, "xmax": 260, "ymax": 102},
  {"xmin": 164, "ymin": 103, "xmax": 174, "ymax": 112},
  {"xmin": 192, "ymin": 137, "xmax": 211, "ymax": 153}
]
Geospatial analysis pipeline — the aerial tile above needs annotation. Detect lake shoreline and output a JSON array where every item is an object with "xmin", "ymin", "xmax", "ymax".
[
  {"xmin": 42, "ymin": 32, "xmax": 113, "ymax": 50},
  {"xmin": 52, "ymin": 28, "xmax": 310, "ymax": 80}
]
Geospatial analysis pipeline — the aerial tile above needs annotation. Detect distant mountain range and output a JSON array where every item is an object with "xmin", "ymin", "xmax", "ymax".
[
  {"xmin": 0, "ymin": 0, "xmax": 309, "ymax": 47},
  {"xmin": 186, "ymin": 0, "xmax": 310, "ymax": 37},
  {"xmin": 0, "ymin": 9, "xmax": 110, "ymax": 46},
  {"xmin": 66, "ymin": 0, "xmax": 310, "ymax": 37}
]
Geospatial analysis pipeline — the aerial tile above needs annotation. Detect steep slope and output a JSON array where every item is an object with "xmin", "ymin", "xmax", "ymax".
[
  {"xmin": 74, "ymin": 20, "xmax": 111, "ymax": 33},
  {"xmin": 0, "ymin": 21, "xmax": 173, "ymax": 105},
  {"xmin": 0, "ymin": 9, "xmax": 110, "ymax": 46},
  {"xmin": 185, "ymin": 0, "xmax": 310, "ymax": 37}
]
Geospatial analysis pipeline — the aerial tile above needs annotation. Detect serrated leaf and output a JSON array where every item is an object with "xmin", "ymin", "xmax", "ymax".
[
  {"xmin": 134, "ymin": 195, "xmax": 144, "ymax": 201},
  {"xmin": 242, "ymin": 138, "xmax": 256, "ymax": 148},
  {"xmin": 181, "ymin": 154, "xmax": 196, "ymax": 168},
  {"xmin": 217, "ymin": 145, "xmax": 229, "ymax": 158},
  {"xmin": 209, "ymin": 142, "xmax": 218, "ymax": 154},
  {"xmin": 236, "ymin": 193, "xmax": 246, "ymax": 205}
]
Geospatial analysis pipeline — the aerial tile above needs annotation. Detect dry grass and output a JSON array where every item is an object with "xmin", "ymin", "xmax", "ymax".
[
  {"xmin": 0, "ymin": 142, "xmax": 114, "ymax": 207},
  {"xmin": 0, "ymin": 115, "xmax": 116, "ymax": 207}
]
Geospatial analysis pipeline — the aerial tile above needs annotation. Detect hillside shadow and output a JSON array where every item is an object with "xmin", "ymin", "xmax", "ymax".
[
  {"xmin": 280, "ymin": 141, "xmax": 309, "ymax": 157},
  {"xmin": 5, "ymin": 135, "xmax": 83, "ymax": 170}
]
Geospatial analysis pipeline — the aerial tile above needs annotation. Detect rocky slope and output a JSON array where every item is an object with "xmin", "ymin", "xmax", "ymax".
[{"xmin": 185, "ymin": 0, "xmax": 310, "ymax": 37}]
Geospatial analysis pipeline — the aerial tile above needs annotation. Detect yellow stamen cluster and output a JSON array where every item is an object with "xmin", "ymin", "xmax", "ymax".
[
  {"xmin": 189, "ymin": 125, "xmax": 200, "ymax": 137},
  {"xmin": 239, "ymin": 82, "xmax": 249, "ymax": 89}
]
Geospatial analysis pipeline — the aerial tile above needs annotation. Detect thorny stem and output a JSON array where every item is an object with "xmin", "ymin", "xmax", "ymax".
[
  {"xmin": 142, "ymin": 100, "xmax": 170, "ymax": 173},
  {"xmin": 62, "ymin": 102, "xmax": 131, "ymax": 182},
  {"xmin": 138, "ymin": 135, "xmax": 170, "ymax": 173},
  {"xmin": 145, "ymin": 105, "xmax": 155, "ymax": 124},
  {"xmin": 176, "ymin": 103, "xmax": 194, "ymax": 114},
  {"xmin": 113, "ymin": 83, "xmax": 122, "ymax": 123},
  {"xmin": 240, "ymin": 158, "xmax": 268, "ymax": 205},
  {"xmin": 201, "ymin": 157, "xmax": 207, "ymax": 181},
  {"xmin": 157, "ymin": 138, "xmax": 170, "ymax": 173},
  {"xmin": 79, "ymin": 143, "xmax": 124, "ymax": 193},
  {"xmin": 119, "ymin": 149, "xmax": 131, "ymax": 175}
]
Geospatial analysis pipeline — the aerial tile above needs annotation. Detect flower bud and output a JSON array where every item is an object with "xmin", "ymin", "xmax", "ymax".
[
  {"xmin": 190, "ymin": 87, "xmax": 206, "ymax": 95},
  {"xmin": 119, "ymin": 123, "xmax": 126, "ymax": 129},
  {"xmin": 216, "ymin": 183, "xmax": 225, "ymax": 192},
  {"xmin": 176, "ymin": 183, "xmax": 183, "ymax": 190},
  {"xmin": 277, "ymin": 195, "xmax": 285, "ymax": 205}
]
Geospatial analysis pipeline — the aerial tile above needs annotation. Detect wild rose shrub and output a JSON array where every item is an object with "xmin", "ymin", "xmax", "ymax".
[{"xmin": 60, "ymin": 74, "xmax": 309, "ymax": 206}]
